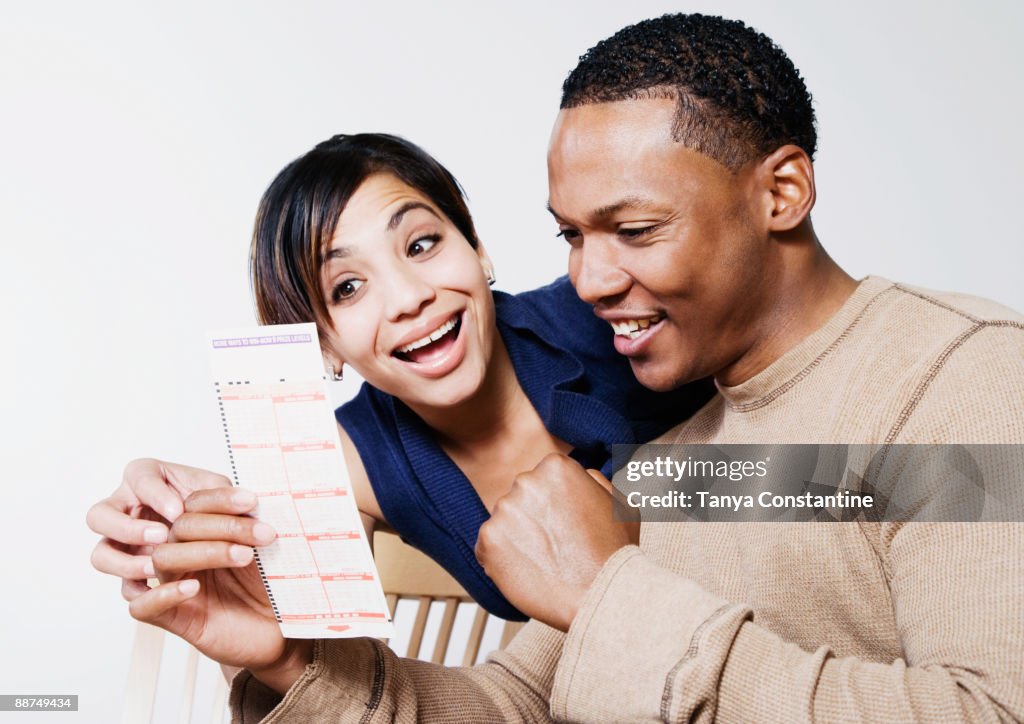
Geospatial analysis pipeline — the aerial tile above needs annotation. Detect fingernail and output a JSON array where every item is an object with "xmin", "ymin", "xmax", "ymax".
[
  {"xmin": 252, "ymin": 522, "xmax": 276, "ymax": 545},
  {"xmin": 142, "ymin": 527, "xmax": 166, "ymax": 544},
  {"xmin": 179, "ymin": 579, "xmax": 199, "ymax": 596},
  {"xmin": 232, "ymin": 489, "xmax": 256, "ymax": 507},
  {"xmin": 230, "ymin": 544, "xmax": 253, "ymax": 563},
  {"xmin": 143, "ymin": 559, "xmax": 155, "ymax": 577}
]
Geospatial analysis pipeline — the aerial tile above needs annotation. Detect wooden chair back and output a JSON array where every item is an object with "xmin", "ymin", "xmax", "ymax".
[
  {"xmin": 122, "ymin": 531, "xmax": 524, "ymax": 722},
  {"xmin": 373, "ymin": 530, "xmax": 524, "ymax": 665},
  {"xmin": 121, "ymin": 620, "xmax": 228, "ymax": 724}
]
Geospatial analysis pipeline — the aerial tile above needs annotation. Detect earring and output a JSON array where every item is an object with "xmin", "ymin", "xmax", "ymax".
[
  {"xmin": 486, "ymin": 269, "xmax": 496, "ymax": 286},
  {"xmin": 325, "ymin": 359, "xmax": 344, "ymax": 381}
]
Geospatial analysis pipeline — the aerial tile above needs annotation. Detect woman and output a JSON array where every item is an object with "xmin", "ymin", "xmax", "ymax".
[{"xmin": 88, "ymin": 133, "xmax": 709, "ymax": 620}]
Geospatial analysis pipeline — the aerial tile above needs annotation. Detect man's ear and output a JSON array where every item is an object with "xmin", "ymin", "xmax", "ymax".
[{"xmin": 756, "ymin": 144, "xmax": 816, "ymax": 233}]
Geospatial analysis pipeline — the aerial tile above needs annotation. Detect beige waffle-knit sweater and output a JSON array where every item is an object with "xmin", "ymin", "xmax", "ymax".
[{"xmin": 232, "ymin": 277, "xmax": 1024, "ymax": 722}]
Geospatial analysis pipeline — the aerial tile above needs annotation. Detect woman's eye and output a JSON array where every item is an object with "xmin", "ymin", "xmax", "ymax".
[
  {"xmin": 408, "ymin": 234, "xmax": 441, "ymax": 257},
  {"xmin": 331, "ymin": 278, "xmax": 364, "ymax": 303}
]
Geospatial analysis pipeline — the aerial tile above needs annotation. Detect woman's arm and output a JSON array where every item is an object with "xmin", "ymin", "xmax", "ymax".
[{"xmin": 336, "ymin": 422, "xmax": 387, "ymax": 541}]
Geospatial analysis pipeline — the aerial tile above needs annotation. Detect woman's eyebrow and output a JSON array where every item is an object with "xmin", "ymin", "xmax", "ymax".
[
  {"xmin": 322, "ymin": 245, "xmax": 352, "ymax": 263},
  {"xmin": 387, "ymin": 201, "xmax": 441, "ymax": 231}
]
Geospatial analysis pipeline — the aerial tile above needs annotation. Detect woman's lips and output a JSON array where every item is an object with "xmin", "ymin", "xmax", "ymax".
[
  {"xmin": 394, "ymin": 315, "xmax": 460, "ymax": 358},
  {"xmin": 392, "ymin": 312, "xmax": 467, "ymax": 378}
]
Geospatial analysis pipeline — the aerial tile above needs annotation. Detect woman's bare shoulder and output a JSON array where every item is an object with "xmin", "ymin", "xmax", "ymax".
[{"xmin": 336, "ymin": 422, "xmax": 386, "ymax": 523}]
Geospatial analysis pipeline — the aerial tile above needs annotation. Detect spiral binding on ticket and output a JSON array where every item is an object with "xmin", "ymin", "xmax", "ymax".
[{"xmin": 214, "ymin": 379, "xmax": 282, "ymax": 623}]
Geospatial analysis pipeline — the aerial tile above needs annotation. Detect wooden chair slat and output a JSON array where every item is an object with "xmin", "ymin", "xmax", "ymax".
[
  {"xmin": 462, "ymin": 606, "xmax": 489, "ymax": 666},
  {"xmin": 431, "ymin": 598, "xmax": 460, "ymax": 664}
]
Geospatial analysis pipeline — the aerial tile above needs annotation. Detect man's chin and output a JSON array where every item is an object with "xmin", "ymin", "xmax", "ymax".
[{"xmin": 628, "ymin": 357, "xmax": 690, "ymax": 392}]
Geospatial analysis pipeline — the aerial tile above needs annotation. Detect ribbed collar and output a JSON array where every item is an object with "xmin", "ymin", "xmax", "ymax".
[{"xmin": 717, "ymin": 276, "xmax": 896, "ymax": 411}]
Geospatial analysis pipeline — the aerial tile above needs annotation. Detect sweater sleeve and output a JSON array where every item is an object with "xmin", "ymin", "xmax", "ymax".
[
  {"xmin": 552, "ymin": 528, "xmax": 1024, "ymax": 723},
  {"xmin": 551, "ymin": 325, "xmax": 1024, "ymax": 723},
  {"xmin": 230, "ymin": 620, "xmax": 566, "ymax": 723}
]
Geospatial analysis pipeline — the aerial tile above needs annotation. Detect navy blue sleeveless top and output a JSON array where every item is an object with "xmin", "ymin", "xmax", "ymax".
[{"xmin": 336, "ymin": 277, "xmax": 712, "ymax": 620}]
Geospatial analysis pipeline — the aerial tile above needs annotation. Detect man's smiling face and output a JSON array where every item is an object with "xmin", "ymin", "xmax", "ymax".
[{"xmin": 547, "ymin": 97, "xmax": 774, "ymax": 391}]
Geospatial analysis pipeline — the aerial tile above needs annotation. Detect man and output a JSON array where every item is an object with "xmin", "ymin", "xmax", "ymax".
[{"xmin": 137, "ymin": 14, "xmax": 1024, "ymax": 721}]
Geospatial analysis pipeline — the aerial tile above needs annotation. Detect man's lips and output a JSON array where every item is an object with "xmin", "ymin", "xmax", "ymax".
[
  {"xmin": 604, "ymin": 314, "xmax": 666, "ymax": 356},
  {"xmin": 602, "ymin": 313, "xmax": 666, "ymax": 340}
]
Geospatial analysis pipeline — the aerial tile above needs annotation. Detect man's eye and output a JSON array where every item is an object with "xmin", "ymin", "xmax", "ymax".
[
  {"xmin": 618, "ymin": 226, "xmax": 656, "ymax": 239},
  {"xmin": 331, "ymin": 278, "xmax": 364, "ymax": 303},
  {"xmin": 408, "ymin": 234, "xmax": 441, "ymax": 257},
  {"xmin": 556, "ymin": 228, "xmax": 581, "ymax": 243}
]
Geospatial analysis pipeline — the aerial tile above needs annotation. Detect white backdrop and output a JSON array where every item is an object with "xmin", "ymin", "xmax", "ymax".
[{"xmin": 2, "ymin": 1, "xmax": 1022, "ymax": 721}]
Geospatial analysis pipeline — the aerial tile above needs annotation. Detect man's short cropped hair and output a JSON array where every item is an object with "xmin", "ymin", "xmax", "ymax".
[{"xmin": 560, "ymin": 13, "xmax": 817, "ymax": 169}]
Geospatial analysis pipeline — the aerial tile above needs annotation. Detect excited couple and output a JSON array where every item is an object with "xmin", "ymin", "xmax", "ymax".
[{"xmin": 89, "ymin": 13, "xmax": 1024, "ymax": 722}]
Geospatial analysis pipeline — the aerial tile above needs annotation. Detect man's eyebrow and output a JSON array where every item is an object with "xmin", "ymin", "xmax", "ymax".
[
  {"xmin": 546, "ymin": 196, "xmax": 657, "ymax": 224},
  {"xmin": 387, "ymin": 201, "xmax": 441, "ymax": 231},
  {"xmin": 591, "ymin": 196, "xmax": 657, "ymax": 219}
]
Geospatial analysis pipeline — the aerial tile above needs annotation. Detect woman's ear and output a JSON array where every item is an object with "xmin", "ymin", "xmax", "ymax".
[
  {"xmin": 323, "ymin": 354, "xmax": 345, "ymax": 381},
  {"xmin": 756, "ymin": 144, "xmax": 816, "ymax": 233},
  {"xmin": 476, "ymin": 242, "xmax": 496, "ymax": 286}
]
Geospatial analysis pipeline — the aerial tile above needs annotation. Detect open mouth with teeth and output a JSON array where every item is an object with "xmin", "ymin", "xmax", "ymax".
[
  {"xmin": 610, "ymin": 315, "xmax": 664, "ymax": 340},
  {"xmin": 392, "ymin": 314, "xmax": 463, "ymax": 364}
]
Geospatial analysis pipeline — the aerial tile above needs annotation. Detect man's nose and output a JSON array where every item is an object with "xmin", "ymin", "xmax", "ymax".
[
  {"xmin": 384, "ymin": 266, "xmax": 435, "ymax": 321},
  {"xmin": 571, "ymin": 238, "xmax": 631, "ymax": 306}
]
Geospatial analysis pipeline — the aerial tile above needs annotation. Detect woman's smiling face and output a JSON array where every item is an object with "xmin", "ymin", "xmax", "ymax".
[{"xmin": 320, "ymin": 172, "xmax": 497, "ymax": 412}]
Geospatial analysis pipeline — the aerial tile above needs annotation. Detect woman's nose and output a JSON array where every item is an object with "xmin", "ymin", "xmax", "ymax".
[{"xmin": 384, "ymin": 266, "xmax": 436, "ymax": 321}]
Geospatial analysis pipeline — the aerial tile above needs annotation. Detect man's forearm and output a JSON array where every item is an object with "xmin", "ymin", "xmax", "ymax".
[
  {"xmin": 231, "ymin": 623, "xmax": 565, "ymax": 723},
  {"xmin": 552, "ymin": 536, "xmax": 1024, "ymax": 723},
  {"xmin": 247, "ymin": 640, "xmax": 314, "ymax": 696}
]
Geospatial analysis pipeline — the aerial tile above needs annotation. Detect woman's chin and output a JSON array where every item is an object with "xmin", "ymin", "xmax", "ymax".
[{"xmin": 398, "ymin": 363, "xmax": 489, "ymax": 415}]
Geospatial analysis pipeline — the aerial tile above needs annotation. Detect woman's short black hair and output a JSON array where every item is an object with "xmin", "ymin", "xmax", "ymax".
[{"xmin": 250, "ymin": 133, "xmax": 479, "ymax": 343}]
